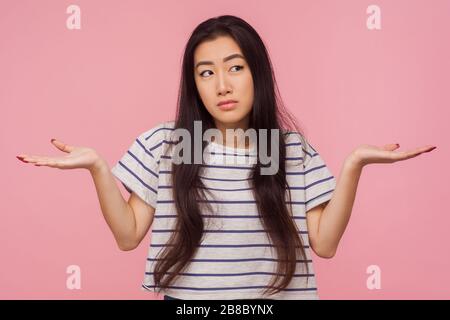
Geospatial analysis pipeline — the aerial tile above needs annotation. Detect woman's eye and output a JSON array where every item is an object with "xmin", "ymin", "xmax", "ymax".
[
  {"xmin": 200, "ymin": 65, "xmax": 244, "ymax": 78},
  {"xmin": 200, "ymin": 70, "xmax": 212, "ymax": 77},
  {"xmin": 230, "ymin": 65, "xmax": 244, "ymax": 72}
]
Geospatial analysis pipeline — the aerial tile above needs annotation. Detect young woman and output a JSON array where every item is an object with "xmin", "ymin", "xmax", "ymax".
[{"xmin": 16, "ymin": 15, "xmax": 436, "ymax": 300}]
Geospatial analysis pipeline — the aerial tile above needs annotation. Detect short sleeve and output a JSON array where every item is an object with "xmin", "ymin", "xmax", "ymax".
[
  {"xmin": 302, "ymin": 139, "xmax": 337, "ymax": 213},
  {"xmin": 111, "ymin": 123, "xmax": 167, "ymax": 209}
]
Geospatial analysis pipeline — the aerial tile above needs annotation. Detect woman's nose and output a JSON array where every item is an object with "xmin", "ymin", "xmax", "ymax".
[{"xmin": 216, "ymin": 73, "xmax": 231, "ymax": 94}]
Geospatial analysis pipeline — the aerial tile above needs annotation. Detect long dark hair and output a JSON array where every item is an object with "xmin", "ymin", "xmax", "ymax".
[{"xmin": 154, "ymin": 15, "xmax": 311, "ymax": 296}]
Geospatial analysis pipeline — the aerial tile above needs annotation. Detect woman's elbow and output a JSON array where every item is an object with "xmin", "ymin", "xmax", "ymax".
[
  {"xmin": 313, "ymin": 245, "xmax": 336, "ymax": 259},
  {"xmin": 118, "ymin": 240, "xmax": 138, "ymax": 251}
]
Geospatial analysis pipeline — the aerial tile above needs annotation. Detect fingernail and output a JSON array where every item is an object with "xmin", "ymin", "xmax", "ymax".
[
  {"xmin": 51, "ymin": 139, "xmax": 56, "ymax": 143},
  {"xmin": 396, "ymin": 143, "xmax": 400, "ymax": 147},
  {"xmin": 425, "ymin": 147, "xmax": 436, "ymax": 152},
  {"xmin": 16, "ymin": 156, "xmax": 28, "ymax": 163}
]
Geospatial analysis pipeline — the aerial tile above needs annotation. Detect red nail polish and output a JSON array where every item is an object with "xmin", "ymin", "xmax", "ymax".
[
  {"xmin": 51, "ymin": 139, "xmax": 55, "ymax": 143},
  {"xmin": 16, "ymin": 156, "xmax": 28, "ymax": 163}
]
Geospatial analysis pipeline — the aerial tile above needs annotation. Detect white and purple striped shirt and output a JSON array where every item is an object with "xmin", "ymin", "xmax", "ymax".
[{"xmin": 111, "ymin": 120, "xmax": 336, "ymax": 300}]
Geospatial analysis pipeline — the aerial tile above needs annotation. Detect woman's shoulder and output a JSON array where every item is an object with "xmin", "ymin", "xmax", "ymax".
[
  {"xmin": 282, "ymin": 130, "xmax": 311, "ymax": 165},
  {"xmin": 138, "ymin": 120, "xmax": 175, "ymax": 142},
  {"xmin": 136, "ymin": 120, "xmax": 176, "ymax": 157},
  {"xmin": 282, "ymin": 130, "xmax": 304, "ymax": 143},
  {"xmin": 282, "ymin": 130, "xmax": 308, "ymax": 148}
]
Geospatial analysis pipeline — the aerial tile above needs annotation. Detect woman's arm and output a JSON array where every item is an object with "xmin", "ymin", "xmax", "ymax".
[
  {"xmin": 312, "ymin": 143, "xmax": 435, "ymax": 257},
  {"xmin": 90, "ymin": 159, "xmax": 141, "ymax": 251},
  {"xmin": 18, "ymin": 139, "xmax": 144, "ymax": 251},
  {"xmin": 312, "ymin": 155, "xmax": 362, "ymax": 258}
]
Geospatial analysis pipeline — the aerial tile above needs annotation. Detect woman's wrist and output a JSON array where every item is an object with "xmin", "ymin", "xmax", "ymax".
[
  {"xmin": 89, "ymin": 155, "xmax": 108, "ymax": 175},
  {"xmin": 345, "ymin": 151, "xmax": 365, "ymax": 171}
]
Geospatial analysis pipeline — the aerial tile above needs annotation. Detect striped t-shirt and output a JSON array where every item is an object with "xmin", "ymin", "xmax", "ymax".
[{"xmin": 111, "ymin": 120, "xmax": 336, "ymax": 300}]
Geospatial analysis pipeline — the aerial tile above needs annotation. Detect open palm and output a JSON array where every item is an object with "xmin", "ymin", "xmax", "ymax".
[
  {"xmin": 352, "ymin": 143, "xmax": 436, "ymax": 167},
  {"xmin": 17, "ymin": 139, "xmax": 102, "ymax": 171}
]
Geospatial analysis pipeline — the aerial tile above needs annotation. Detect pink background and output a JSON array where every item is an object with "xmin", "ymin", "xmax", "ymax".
[{"xmin": 1, "ymin": 0, "xmax": 449, "ymax": 299}]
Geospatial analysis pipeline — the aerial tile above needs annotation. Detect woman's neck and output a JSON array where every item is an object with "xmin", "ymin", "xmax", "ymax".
[{"xmin": 213, "ymin": 117, "xmax": 251, "ymax": 149}]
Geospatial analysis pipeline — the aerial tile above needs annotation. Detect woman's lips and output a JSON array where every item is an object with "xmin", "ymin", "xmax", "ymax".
[{"xmin": 217, "ymin": 102, "xmax": 237, "ymax": 110}]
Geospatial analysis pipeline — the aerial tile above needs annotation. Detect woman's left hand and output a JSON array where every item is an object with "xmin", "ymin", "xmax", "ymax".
[{"xmin": 349, "ymin": 143, "xmax": 436, "ymax": 168}]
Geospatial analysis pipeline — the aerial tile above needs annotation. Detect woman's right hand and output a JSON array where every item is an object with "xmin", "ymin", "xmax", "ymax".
[{"xmin": 17, "ymin": 139, "xmax": 106, "ymax": 173}]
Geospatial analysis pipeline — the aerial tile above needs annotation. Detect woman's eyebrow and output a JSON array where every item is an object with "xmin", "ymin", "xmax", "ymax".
[{"xmin": 195, "ymin": 53, "xmax": 245, "ymax": 69}]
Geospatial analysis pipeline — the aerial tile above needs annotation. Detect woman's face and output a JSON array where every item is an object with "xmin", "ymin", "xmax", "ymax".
[{"xmin": 193, "ymin": 35, "xmax": 254, "ymax": 133}]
